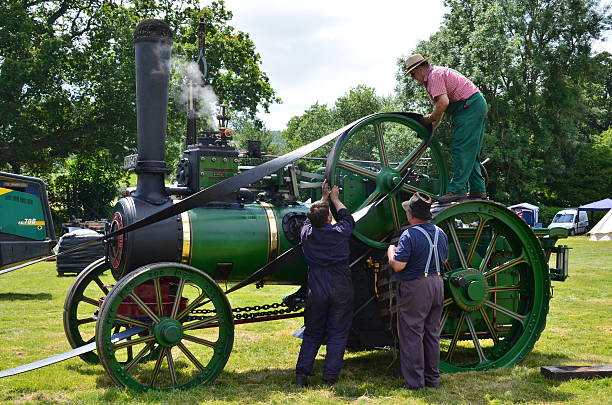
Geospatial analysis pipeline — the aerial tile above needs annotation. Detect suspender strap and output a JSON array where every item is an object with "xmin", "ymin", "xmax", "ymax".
[{"xmin": 412, "ymin": 225, "xmax": 441, "ymax": 276}]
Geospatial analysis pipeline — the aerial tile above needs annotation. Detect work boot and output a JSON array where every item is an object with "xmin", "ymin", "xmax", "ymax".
[
  {"xmin": 295, "ymin": 373, "xmax": 309, "ymax": 387},
  {"xmin": 436, "ymin": 192, "xmax": 467, "ymax": 204},
  {"xmin": 467, "ymin": 192, "xmax": 488, "ymax": 200},
  {"xmin": 322, "ymin": 377, "xmax": 337, "ymax": 387}
]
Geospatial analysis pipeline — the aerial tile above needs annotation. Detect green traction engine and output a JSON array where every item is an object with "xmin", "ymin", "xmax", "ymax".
[{"xmin": 54, "ymin": 19, "xmax": 572, "ymax": 391}]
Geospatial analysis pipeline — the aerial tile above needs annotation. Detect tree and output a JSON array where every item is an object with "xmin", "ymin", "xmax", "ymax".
[
  {"xmin": 282, "ymin": 85, "xmax": 386, "ymax": 155},
  {"xmin": 1, "ymin": 1, "xmax": 280, "ymax": 221},
  {"xmin": 395, "ymin": 0, "xmax": 611, "ymax": 205},
  {"xmin": 0, "ymin": 0, "xmax": 279, "ymax": 175},
  {"xmin": 231, "ymin": 114, "xmax": 283, "ymax": 155}
]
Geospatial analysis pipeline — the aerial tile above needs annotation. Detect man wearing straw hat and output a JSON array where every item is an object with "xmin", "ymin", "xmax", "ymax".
[
  {"xmin": 387, "ymin": 192, "xmax": 448, "ymax": 389},
  {"xmin": 404, "ymin": 54, "xmax": 488, "ymax": 204}
]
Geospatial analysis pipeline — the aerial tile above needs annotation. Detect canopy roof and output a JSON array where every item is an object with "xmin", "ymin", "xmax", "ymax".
[
  {"xmin": 509, "ymin": 202, "xmax": 538, "ymax": 211},
  {"xmin": 579, "ymin": 198, "xmax": 612, "ymax": 211}
]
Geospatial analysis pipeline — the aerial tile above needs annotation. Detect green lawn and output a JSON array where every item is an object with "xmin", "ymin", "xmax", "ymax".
[{"xmin": 0, "ymin": 236, "xmax": 610, "ymax": 404}]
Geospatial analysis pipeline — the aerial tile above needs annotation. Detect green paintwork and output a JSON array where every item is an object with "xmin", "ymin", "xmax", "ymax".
[
  {"xmin": 199, "ymin": 156, "xmax": 238, "ymax": 190},
  {"xmin": 433, "ymin": 201, "xmax": 550, "ymax": 373},
  {"xmin": 326, "ymin": 113, "xmax": 448, "ymax": 249},
  {"xmin": 153, "ymin": 318, "xmax": 183, "ymax": 347},
  {"xmin": 0, "ymin": 188, "xmax": 47, "ymax": 240},
  {"xmin": 96, "ymin": 263, "xmax": 234, "ymax": 391},
  {"xmin": 188, "ymin": 203, "xmax": 309, "ymax": 285}
]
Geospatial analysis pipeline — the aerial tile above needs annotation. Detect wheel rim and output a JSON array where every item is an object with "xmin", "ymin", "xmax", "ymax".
[
  {"xmin": 63, "ymin": 258, "xmax": 112, "ymax": 364},
  {"xmin": 96, "ymin": 262, "xmax": 234, "ymax": 391},
  {"xmin": 325, "ymin": 113, "xmax": 448, "ymax": 248},
  {"xmin": 433, "ymin": 201, "xmax": 550, "ymax": 372}
]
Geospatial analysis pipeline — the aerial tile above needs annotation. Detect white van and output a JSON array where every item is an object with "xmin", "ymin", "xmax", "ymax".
[{"xmin": 549, "ymin": 209, "xmax": 589, "ymax": 235}]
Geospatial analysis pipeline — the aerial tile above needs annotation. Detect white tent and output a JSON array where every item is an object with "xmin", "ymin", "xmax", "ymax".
[{"xmin": 588, "ymin": 208, "xmax": 612, "ymax": 241}]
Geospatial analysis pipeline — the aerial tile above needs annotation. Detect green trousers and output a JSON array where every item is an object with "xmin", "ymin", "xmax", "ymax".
[{"xmin": 445, "ymin": 92, "xmax": 488, "ymax": 194}]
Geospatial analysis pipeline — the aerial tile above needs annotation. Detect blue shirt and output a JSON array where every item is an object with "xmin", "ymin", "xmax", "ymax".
[
  {"xmin": 301, "ymin": 208, "xmax": 355, "ymax": 270},
  {"xmin": 393, "ymin": 223, "xmax": 448, "ymax": 281}
]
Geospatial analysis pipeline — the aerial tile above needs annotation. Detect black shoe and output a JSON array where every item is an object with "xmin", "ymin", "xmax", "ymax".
[
  {"xmin": 402, "ymin": 384, "xmax": 424, "ymax": 390},
  {"xmin": 436, "ymin": 192, "xmax": 467, "ymax": 204},
  {"xmin": 295, "ymin": 374, "xmax": 309, "ymax": 387},
  {"xmin": 467, "ymin": 192, "xmax": 487, "ymax": 200},
  {"xmin": 322, "ymin": 378, "xmax": 336, "ymax": 387}
]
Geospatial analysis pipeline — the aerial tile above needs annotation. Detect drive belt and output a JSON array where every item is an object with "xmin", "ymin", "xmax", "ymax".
[{"xmin": 1, "ymin": 113, "xmax": 388, "ymax": 276}]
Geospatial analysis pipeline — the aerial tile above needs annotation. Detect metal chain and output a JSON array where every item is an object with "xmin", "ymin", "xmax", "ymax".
[{"xmin": 190, "ymin": 301, "xmax": 303, "ymax": 320}]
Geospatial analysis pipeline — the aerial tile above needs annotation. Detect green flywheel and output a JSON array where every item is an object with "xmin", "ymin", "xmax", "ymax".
[
  {"xmin": 325, "ymin": 113, "xmax": 448, "ymax": 249},
  {"xmin": 95, "ymin": 262, "xmax": 234, "ymax": 391}
]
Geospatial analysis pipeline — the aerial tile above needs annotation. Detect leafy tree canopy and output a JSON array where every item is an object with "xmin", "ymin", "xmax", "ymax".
[
  {"xmin": 0, "ymin": 0, "xmax": 279, "ymax": 176},
  {"xmin": 395, "ymin": 0, "xmax": 611, "ymax": 205}
]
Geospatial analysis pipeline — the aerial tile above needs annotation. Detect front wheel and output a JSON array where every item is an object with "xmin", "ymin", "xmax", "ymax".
[{"xmin": 95, "ymin": 262, "xmax": 234, "ymax": 391}]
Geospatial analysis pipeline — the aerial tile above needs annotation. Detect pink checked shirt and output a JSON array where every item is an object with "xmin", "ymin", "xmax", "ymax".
[{"xmin": 424, "ymin": 65, "xmax": 479, "ymax": 104}]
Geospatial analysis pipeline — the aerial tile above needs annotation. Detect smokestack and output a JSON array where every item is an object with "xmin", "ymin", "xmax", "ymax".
[{"xmin": 133, "ymin": 19, "xmax": 173, "ymax": 204}]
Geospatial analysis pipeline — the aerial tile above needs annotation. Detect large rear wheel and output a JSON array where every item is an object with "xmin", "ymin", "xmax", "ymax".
[{"xmin": 433, "ymin": 201, "xmax": 550, "ymax": 372}]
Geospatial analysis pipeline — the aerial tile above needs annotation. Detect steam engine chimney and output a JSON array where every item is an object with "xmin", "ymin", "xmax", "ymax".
[{"xmin": 133, "ymin": 19, "xmax": 173, "ymax": 204}]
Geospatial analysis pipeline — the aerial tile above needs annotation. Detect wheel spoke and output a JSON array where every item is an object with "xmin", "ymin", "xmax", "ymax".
[
  {"xmin": 466, "ymin": 217, "xmax": 489, "ymax": 266},
  {"xmin": 115, "ymin": 314, "xmax": 152, "ymax": 329},
  {"xmin": 446, "ymin": 220, "xmax": 468, "ymax": 269},
  {"xmin": 446, "ymin": 311, "xmax": 466, "ymax": 361},
  {"xmin": 337, "ymin": 160, "xmax": 378, "ymax": 180},
  {"xmin": 184, "ymin": 316, "xmax": 220, "ymax": 331},
  {"xmin": 484, "ymin": 254, "xmax": 526, "ymax": 279},
  {"xmin": 154, "ymin": 278, "xmax": 164, "ymax": 318},
  {"xmin": 465, "ymin": 313, "xmax": 488, "ymax": 364},
  {"xmin": 488, "ymin": 285, "xmax": 521, "ymax": 293},
  {"xmin": 124, "ymin": 342, "xmax": 155, "ymax": 372},
  {"xmin": 170, "ymin": 278, "xmax": 186, "ymax": 319},
  {"xmin": 479, "ymin": 232, "xmax": 500, "ymax": 272},
  {"xmin": 389, "ymin": 197, "xmax": 401, "ymax": 229},
  {"xmin": 484, "ymin": 300, "xmax": 526, "ymax": 325},
  {"xmin": 129, "ymin": 292, "xmax": 161, "ymax": 323},
  {"xmin": 440, "ymin": 307, "xmax": 450, "ymax": 332},
  {"xmin": 400, "ymin": 183, "xmax": 436, "ymax": 197},
  {"xmin": 126, "ymin": 336, "xmax": 134, "ymax": 362},
  {"xmin": 177, "ymin": 342, "xmax": 205, "ymax": 371},
  {"xmin": 177, "ymin": 292, "xmax": 208, "ymax": 321},
  {"xmin": 166, "ymin": 348, "xmax": 177, "ymax": 386},
  {"xmin": 396, "ymin": 139, "xmax": 429, "ymax": 173},
  {"xmin": 80, "ymin": 296, "xmax": 100, "ymax": 307},
  {"xmin": 479, "ymin": 307, "xmax": 499, "ymax": 344},
  {"xmin": 182, "ymin": 333, "xmax": 217, "ymax": 348},
  {"xmin": 375, "ymin": 123, "xmax": 389, "ymax": 167},
  {"xmin": 93, "ymin": 277, "xmax": 110, "ymax": 295},
  {"xmin": 113, "ymin": 334, "xmax": 156, "ymax": 350},
  {"xmin": 443, "ymin": 297, "xmax": 453, "ymax": 307},
  {"xmin": 444, "ymin": 261, "xmax": 453, "ymax": 273},
  {"xmin": 150, "ymin": 347, "xmax": 167, "ymax": 387},
  {"xmin": 356, "ymin": 190, "xmax": 382, "ymax": 212},
  {"xmin": 76, "ymin": 317, "xmax": 96, "ymax": 326}
]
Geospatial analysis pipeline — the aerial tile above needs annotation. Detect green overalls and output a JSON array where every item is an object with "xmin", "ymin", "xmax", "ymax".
[{"xmin": 445, "ymin": 91, "xmax": 488, "ymax": 194}]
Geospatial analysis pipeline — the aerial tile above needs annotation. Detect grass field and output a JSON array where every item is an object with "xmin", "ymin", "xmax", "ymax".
[{"xmin": 0, "ymin": 236, "xmax": 610, "ymax": 404}]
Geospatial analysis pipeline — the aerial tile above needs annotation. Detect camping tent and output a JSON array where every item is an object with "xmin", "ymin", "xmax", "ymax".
[
  {"xmin": 509, "ymin": 203, "xmax": 539, "ymax": 227},
  {"xmin": 588, "ymin": 208, "xmax": 612, "ymax": 241},
  {"xmin": 579, "ymin": 198, "xmax": 612, "ymax": 212}
]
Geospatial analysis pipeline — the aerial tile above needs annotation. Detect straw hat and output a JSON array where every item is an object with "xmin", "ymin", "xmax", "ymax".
[
  {"xmin": 401, "ymin": 192, "xmax": 433, "ymax": 220},
  {"xmin": 403, "ymin": 54, "xmax": 430, "ymax": 76}
]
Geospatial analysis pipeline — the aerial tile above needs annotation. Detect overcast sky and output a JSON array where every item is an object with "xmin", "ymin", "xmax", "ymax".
[{"xmin": 218, "ymin": 0, "xmax": 448, "ymax": 130}]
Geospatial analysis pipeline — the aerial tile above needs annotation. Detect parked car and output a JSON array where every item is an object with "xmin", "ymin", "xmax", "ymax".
[{"xmin": 549, "ymin": 209, "xmax": 589, "ymax": 235}]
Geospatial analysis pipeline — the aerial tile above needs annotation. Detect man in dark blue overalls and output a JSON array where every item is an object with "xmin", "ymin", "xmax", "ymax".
[
  {"xmin": 295, "ymin": 181, "xmax": 355, "ymax": 387},
  {"xmin": 387, "ymin": 192, "xmax": 448, "ymax": 390}
]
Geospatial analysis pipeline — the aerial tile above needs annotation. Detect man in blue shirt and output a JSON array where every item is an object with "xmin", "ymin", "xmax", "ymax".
[
  {"xmin": 295, "ymin": 182, "xmax": 355, "ymax": 387},
  {"xmin": 387, "ymin": 192, "xmax": 448, "ymax": 390}
]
